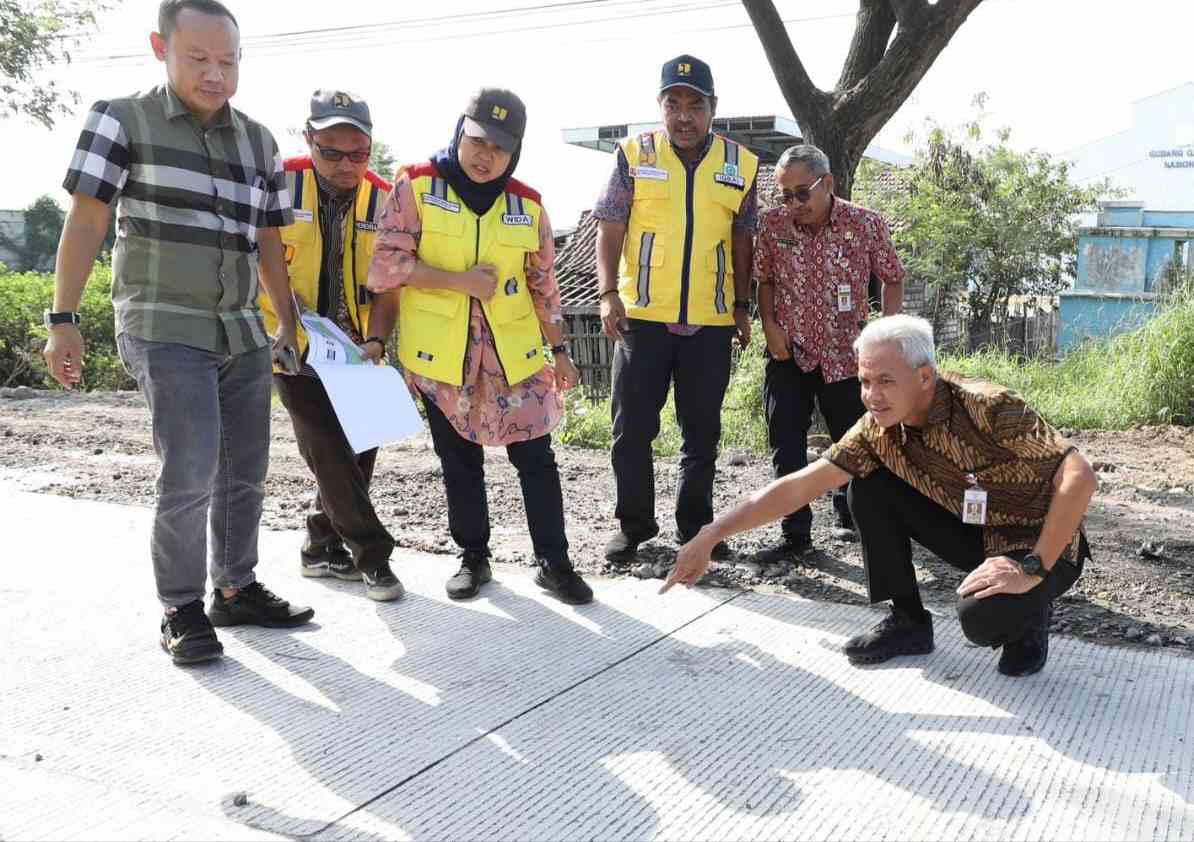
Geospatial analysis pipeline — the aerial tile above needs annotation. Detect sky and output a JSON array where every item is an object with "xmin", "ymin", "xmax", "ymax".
[{"xmin": 4, "ymin": 0, "xmax": 1194, "ymax": 229}]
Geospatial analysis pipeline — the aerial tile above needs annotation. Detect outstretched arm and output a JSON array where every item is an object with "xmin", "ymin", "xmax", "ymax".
[{"xmin": 662, "ymin": 459, "xmax": 852, "ymax": 592}]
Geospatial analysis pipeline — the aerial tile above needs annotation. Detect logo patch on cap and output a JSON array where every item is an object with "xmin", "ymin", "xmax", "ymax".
[
  {"xmin": 678, "ymin": 63, "xmax": 691, "ymax": 75},
  {"xmin": 492, "ymin": 106, "xmax": 509, "ymax": 121},
  {"xmin": 332, "ymin": 92, "xmax": 353, "ymax": 108}
]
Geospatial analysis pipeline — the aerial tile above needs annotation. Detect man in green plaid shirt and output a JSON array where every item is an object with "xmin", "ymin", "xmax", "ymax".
[{"xmin": 45, "ymin": 0, "xmax": 315, "ymax": 665}]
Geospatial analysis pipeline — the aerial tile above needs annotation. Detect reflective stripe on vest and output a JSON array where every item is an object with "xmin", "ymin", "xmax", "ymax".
[{"xmin": 618, "ymin": 130, "xmax": 759, "ymax": 327}]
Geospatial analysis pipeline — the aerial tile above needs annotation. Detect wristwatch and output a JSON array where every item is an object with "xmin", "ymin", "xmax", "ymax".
[
  {"xmin": 44, "ymin": 310, "xmax": 81, "ymax": 327},
  {"xmin": 1019, "ymin": 552, "xmax": 1048, "ymax": 579},
  {"xmin": 550, "ymin": 343, "xmax": 568, "ymax": 356},
  {"xmin": 733, "ymin": 299, "xmax": 751, "ymax": 312}
]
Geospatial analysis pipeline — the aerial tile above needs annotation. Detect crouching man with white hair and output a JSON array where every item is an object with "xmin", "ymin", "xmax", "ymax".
[{"xmin": 663, "ymin": 315, "xmax": 1097, "ymax": 676}]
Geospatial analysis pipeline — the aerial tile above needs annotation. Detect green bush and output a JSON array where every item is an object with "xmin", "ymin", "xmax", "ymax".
[
  {"xmin": 0, "ymin": 265, "xmax": 134, "ymax": 391},
  {"xmin": 558, "ymin": 328, "xmax": 769, "ymax": 457},
  {"xmin": 941, "ymin": 290, "xmax": 1194, "ymax": 429}
]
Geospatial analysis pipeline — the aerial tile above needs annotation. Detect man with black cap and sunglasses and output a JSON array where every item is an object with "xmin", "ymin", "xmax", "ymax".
[
  {"xmin": 259, "ymin": 89, "xmax": 404, "ymax": 602},
  {"xmin": 594, "ymin": 55, "xmax": 760, "ymax": 566}
]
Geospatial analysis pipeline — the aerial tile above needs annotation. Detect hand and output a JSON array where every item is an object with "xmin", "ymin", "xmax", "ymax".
[
  {"xmin": 734, "ymin": 308, "xmax": 752, "ymax": 349},
  {"xmin": 43, "ymin": 324, "xmax": 85, "ymax": 389},
  {"xmin": 359, "ymin": 338, "xmax": 387, "ymax": 365},
  {"xmin": 600, "ymin": 292, "xmax": 628, "ymax": 342},
  {"xmin": 460, "ymin": 264, "xmax": 498, "ymax": 300},
  {"xmin": 762, "ymin": 321, "xmax": 790, "ymax": 360},
  {"xmin": 272, "ymin": 323, "xmax": 301, "ymax": 375},
  {"xmin": 553, "ymin": 352, "xmax": 580, "ymax": 391},
  {"xmin": 659, "ymin": 526, "xmax": 718, "ymax": 594},
  {"xmin": 957, "ymin": 555, "xmax": 1043, "ymax": 599}
]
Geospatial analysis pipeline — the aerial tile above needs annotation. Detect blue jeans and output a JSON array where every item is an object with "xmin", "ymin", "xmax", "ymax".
[{"xmin": 118, "ymin": 334, "xmax": 271, "ymax": 608}]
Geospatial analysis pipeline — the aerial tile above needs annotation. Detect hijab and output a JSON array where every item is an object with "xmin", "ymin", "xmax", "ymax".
[{"xmin": 430, "ymin": 116, "xmax": 521, "ymax": 217}]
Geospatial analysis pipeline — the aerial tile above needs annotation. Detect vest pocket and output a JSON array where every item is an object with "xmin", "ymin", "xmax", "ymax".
[
  {"xmin": 407, "ymin": 288, "xmax": 464, "ymax": 318},
  {"xmin": 632, "ymin": 176, "xmax": 670, "ymax": 203}
]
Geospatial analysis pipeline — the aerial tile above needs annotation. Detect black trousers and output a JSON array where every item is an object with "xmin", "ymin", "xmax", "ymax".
[
  {"xmin": 610, "ymin": 320, "xmax": 735, "ymax": 542},
  {"xmin": 274, "ymin": 374, "xmax": 396, "ymax": 572},
  {"xmin": 764, "ymin": 360, "xmax": 867, "ymax": 541},
  {"xmin": 421, "ymin": 393, "xmax": 569, "ymax": 564},
  {"xmin": 848, "ymin": 468, "xmax": 1087, "ymax": 647}
]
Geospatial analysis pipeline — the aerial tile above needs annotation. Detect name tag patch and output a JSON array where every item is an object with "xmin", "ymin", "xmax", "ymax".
[
  {"xmin": 502, "ymin": 213, "xmax": 533, "ymax": 227},
  {"xmin": 837, "ymin": 283, "xmax": 853, "ymax": 312},
  {"xmin": 293, "ymin": 209, "xmax": 314, "ymax": 223},
  {"xmin": 631, "ymin": 166, "xmax": 669, "ymax": 181},
  {"xmin": 714, "ymin": 172, "xmax": 746, "ymax": 189},
  {"xmin": 354, "ymin": 221, "xmax": 378, "ymax": 232},
  {"xmin": 422, "ymin": 193, "xmax": 461, "ymax": 213}
]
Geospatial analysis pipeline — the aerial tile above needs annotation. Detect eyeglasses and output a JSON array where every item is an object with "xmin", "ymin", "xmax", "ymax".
[
  {"xmin": 780, "ymin": 175, "xmax": 825, "ymax": 205},
  {"xmin": 313, "ymin": 142, "xmax": 371, "ymax": 164}
]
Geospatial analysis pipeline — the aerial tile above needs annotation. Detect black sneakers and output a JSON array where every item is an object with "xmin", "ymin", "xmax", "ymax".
[
  {"xmin": 161, "ymin": 600, "xmax": 223, "ymax": 665},
  {"xmin": 362, "ymin": 561, "xmax": 405, "ymax": 603},
  {"xmin": 603, "ymin": 525, "xmax": 660, "ymax": 563},
  {"xmin": 750, "ymin": 536, "xmax": 813, "ymax": 575},
  {"xmin": 998, "ymin": 602, "xmax": 1052, "ymax": 677},
  {"xmin": 208, "ymin": 581, "xmax": 316, "ymax": 628},
  {"xmin": 844, "ymin": 607, "xmax": 935, "ymax": 664},
  {"xmin": 300, "ymin": 544, "xmax": 360, "ymax": 581},
  {"xmin": 534, "ymin": 557, "xmax": 594, "ymax": 605},
  {"xmin": 446, "ymin": 550, "xmax": 493, "ymax": 600}
]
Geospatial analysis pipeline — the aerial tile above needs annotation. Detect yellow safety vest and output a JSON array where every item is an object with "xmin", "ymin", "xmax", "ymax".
[
  {"xmin": 398, "ymin": 162, "xmax": 546, "ymax": 387},
  {"xmin": 259, "ymin": 157, "xmax": 391, "ymax": 362},
  {"xmin": 619, "ymin": 130, "xmax": 759, "ymax": 326}
]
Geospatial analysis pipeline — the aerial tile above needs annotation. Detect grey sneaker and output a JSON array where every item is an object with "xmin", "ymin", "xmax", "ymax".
[{"xmin": 362, "ymin": 561, "xmax": 405, "ymax": 603}]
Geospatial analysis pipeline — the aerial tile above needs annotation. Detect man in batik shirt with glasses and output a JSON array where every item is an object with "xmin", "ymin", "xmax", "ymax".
[
  {"xmin": 750, "ymin": 144, "xmax": 905, "ymax": 573},
  {"xmin": 259, "ymin": 89, "xmax": 404, "ymax": 603}
]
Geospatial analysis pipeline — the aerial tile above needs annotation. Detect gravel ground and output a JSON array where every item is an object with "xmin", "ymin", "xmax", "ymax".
[{"xmin": 2, "ymin": 385, "xmax": 1192, "ymax": 653}]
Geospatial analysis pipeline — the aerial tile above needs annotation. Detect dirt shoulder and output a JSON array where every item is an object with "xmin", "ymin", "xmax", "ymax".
[{"xmin": 2, "ymin": 386, "xmax": 1192, "ymax": 652}]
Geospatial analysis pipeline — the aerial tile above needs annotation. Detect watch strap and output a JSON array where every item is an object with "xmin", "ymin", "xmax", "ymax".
[
  {"xmin": 44, "ymin": 310, "xmax": 81, "ymax": 326},
  {"xmin": 733, "ymin": 299, "xmax": 751, "ymax": 311},
  {"xmin": 550, "ymin": 343, "xmax": 568, "ymax": 355}
]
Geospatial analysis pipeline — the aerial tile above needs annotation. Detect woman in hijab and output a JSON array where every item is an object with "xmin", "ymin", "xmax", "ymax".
[{"xmin": 367, "ymin": 88, "xmax": 592, "ymax": 605}]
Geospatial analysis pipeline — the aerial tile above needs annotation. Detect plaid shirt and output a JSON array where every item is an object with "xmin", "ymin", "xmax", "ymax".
[
  {"xmin": 824, "ymin": 372, "xmax": 1085, "ymax": 559},
  {"xmin": 63, "ymin": 85, "xmax": 293, "ymax": 355}
]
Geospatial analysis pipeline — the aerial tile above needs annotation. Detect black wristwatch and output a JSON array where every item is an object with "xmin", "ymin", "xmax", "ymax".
[
  {"xmin": 44, "ymin": 310, "xmax": 81, "ymax": 327},
  {"xmin": 1020, "ymin": 552, "xmax": 1048, "ymax": 579},
  {"xmin": 550, "ymin": 343, "xmax": 568, "ymax": 356},
  {"xmin": 733, "ymin": 299, "xmax": 751, "ymax": 312}
]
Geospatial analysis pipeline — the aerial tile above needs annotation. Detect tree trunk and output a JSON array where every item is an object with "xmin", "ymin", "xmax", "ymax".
[{"xmin": 744, "ymin": 0, "xmax": 986, "ymax": 197}]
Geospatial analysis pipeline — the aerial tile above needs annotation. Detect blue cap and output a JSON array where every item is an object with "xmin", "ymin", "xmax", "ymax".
[{"xmin": 660, "ymin": 54, "xmax": 714, "ymax": 97}]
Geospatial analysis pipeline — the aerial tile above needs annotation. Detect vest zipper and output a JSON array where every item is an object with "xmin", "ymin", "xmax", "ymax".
[
  {"xmin": 678, "ymin": 157, "xmax": 696, "ymax": 325},
  {"xmin": 473, "ymin": 213, "xmax": 510, "ymax": 386}
]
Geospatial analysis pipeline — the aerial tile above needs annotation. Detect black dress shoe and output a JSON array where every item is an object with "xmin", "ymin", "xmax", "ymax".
[
  {"xmin": 208, "ymin": 582, "xmax": 315, "ymax": 628},
  {"xmin": 844, "ymin": 607, "xmax": 934, "ymax": 664},
  {"xmin": 998, "ymin": 603, "xmax": 1052, "ymax": 677}
]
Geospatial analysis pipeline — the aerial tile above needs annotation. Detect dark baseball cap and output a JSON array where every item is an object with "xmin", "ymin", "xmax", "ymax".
[
  {"xmin": 659, "ymin": 54, "xmax": 714, "ymax": 97},
  {"xmin": 308, "ymin": 89, "xmax": 372, "ymax": 137},
  {"xmin": 462, "ymin": 88, "xmax": 527, "ymax": 154}
]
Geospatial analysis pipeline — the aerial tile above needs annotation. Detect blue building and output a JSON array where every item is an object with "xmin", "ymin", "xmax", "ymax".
[{"xmin": 1059, "ymin": 201, "xmax": 1193, "ymax": 351}]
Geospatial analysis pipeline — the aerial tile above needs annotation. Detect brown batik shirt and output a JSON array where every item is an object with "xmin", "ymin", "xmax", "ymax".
[{"xmin": 824, "ymin": 372, "xmax": 1085, "ymax": 558}]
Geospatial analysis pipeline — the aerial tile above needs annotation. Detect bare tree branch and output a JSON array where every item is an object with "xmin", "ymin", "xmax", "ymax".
[
  {"xmin": 837, "ymin": 0, "xmax": 897, "ymax": 93},
  {"xmin": 888, "ymin": 0, "xmax": 927, "ymax": 28}
]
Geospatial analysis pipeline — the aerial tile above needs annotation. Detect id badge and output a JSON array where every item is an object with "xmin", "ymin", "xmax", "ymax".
[
  {"xmin": 837, "ymin": 284, "xmax": 853, "ymax": 313},
  {"xmin": 962, "ymin": 486, "xmax": 988, "ymax": 525}
]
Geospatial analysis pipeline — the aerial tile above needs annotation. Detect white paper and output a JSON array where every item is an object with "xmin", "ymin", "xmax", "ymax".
[{"xmin": 298, "ymin": 311, "xmax": 424, "ymax": 454}]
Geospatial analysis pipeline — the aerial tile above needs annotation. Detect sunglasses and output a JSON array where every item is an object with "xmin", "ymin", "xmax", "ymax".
[
  {"xmin": 780, "ymin": 175, "xmax": 825, "ymax": 205},
  {"xmin": 313, "ymin": 142, "xmax": 371, "ymax": 164}
]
